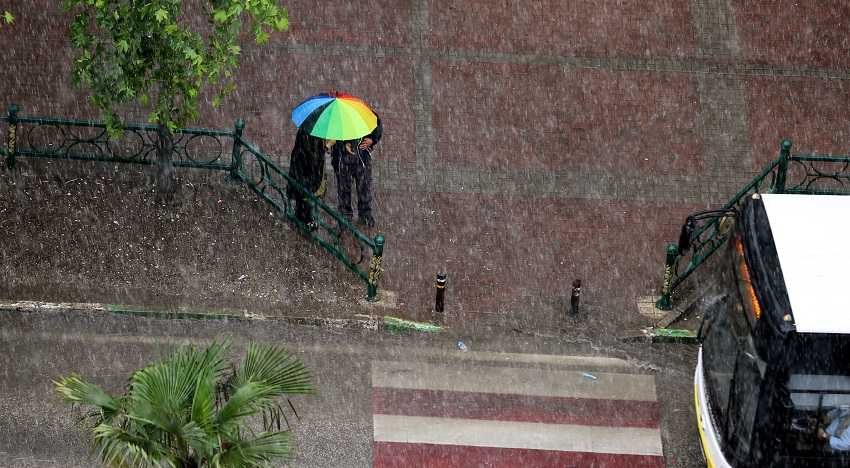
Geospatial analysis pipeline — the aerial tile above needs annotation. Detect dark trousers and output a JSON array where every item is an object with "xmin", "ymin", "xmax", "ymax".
[
  {"xmin": 334, "ymin": 155, "xmax": 372, "ymax": 221},
  {"xmin": 294, "ymin": 196, "xmax": 313, "ymax": 224}
]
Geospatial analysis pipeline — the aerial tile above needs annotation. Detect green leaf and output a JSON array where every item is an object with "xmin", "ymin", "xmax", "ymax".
[
  {"xmin": 234, "ymin": 344, "xmax": 314, "ymax": 395},
  {"xmin": 216, "ymin": 381, "xmax": 278, "ymax": 430},
  {"xmin": 3, "ymin": 11, "xmax": 13, "ymax": 24},
  {"xmin": 215, "ymin": 432, "xmax": 294, "ymax": 465},
  {"xmin": 64, "ymin": 0, "xmax": 290, "ymax": 129},
  {"xmin": 154, "ymin": 8, "xmax": 168, "ymax": 23},
  {"xmin": 54, "ymin": 375, "xmax": 119, "ymax": 418},
  {"xmin": 212, "ymin": 9, "xmax": 228, "ymax": 23}
]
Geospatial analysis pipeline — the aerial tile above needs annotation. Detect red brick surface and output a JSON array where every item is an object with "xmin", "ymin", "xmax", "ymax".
[
  {"xmin": 376, "ymin": 190, "xmax": 703, "ymax": 321},
  {"xmin": 732, "ymin": 1, "xmax": 850, "ymax": 70},
  {"xmin": 743, "ymin": 76, "xmax": 850, "ymax": 168},
  {"xmin": 429, "ymin": 0, "xmax": 697, "ymax": 58},
  {"xmin": 275, "ymin": 0, "xmax": 414, "ymax": 48},
  {"xmin": 432, "ymin": 62, "xmax": 703, "ymax": 173}
]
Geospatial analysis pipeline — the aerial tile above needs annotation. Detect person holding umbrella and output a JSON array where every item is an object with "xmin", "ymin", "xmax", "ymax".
[
  {"xmin": 291, "ymin": 92, "xmax": 382, "ymax": 228},
  {"xmin": 286, "ymin": 127, "xmax": 327, "ymax": 230},
  {"xmin": 332, "ymin": 116, "xmax": 382, "ymax": 228}
]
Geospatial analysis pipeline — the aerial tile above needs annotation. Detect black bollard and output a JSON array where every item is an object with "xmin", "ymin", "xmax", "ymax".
[
  {"xmin": 570, "ymin": 279, "xmax": 582, "ymax": 316},
  {"xmin": 434, "ymin": 272, "xmax": 447, "ymax": 323}
]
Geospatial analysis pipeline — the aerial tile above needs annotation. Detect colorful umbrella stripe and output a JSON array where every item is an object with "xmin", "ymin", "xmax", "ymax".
[{"xmin": 291, "ymin": 92, "xmax": 377, "ymax": 141}]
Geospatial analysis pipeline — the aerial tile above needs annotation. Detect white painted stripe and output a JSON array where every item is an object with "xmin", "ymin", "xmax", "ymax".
[
  {"xmin": 372, "ymin": 361, "xmax": 657, "ymax": 401},
  {"xmin": 373, "ymin": 415, "xmax": 663, "ymax": 456},
  {"xmin": 409, "ymin": 349, "xmax": 634, "ymax": 369}
]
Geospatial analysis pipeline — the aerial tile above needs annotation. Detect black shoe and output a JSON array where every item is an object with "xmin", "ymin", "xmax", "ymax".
[{"xmin": 359, "ymin": 214, "xmax": 376, "ymax": 228}]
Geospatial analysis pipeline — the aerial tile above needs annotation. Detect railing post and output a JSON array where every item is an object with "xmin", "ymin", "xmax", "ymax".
[
  {"xmin": 774, "ymin": 139, "xmax": 792, "ymax": 193},
  {"xmin": 230, "ymin": 118, "xmax": 245, "ymax": 180},
  {"xmin": 5, "ymin": 104, "xmax": 18, "ymax": 169},
  {"xmin": 367, "ymin": 234, "xmax": 385, "ymax": 302},
  {"xmin": 656, "ymin": 243, "xmax": 679, "ymax": 310}
]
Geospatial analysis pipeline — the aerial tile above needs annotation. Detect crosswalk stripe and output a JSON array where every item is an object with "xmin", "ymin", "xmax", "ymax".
[
  {"xmin": 372, "ymin": 387, "xmax": 660, "ymax": 428},
  {"xmin": 373, "ymin": 415, "xmax": 664, "ymax": 456},
  {"xmin": 372, "ymin": 360, "xmax": 658, "ymax": 401}
]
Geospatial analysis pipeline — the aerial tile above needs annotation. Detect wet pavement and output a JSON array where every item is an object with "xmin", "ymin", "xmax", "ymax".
[
  {"xmin": 0, "ymin": 309, "xmax": 701, "ymax": 467},
  {"xmin": 3, "ymin": 1, "xmax": 850, "ymax": 466}
]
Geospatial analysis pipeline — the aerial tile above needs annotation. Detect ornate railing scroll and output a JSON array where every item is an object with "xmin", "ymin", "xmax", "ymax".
[
  {"xmin": 782, "ymin": 154, "xmax": 850, "ymax": 195},
  {"xmin": 1, "ymin": 113, "xmax": 234, "ymax": 170},
  {"xmin": 657, "ymin": 139, "xmax": 850, "ymax": 310},
  {"xmin": 2, "ymin": 104, "xmax": 385, "ymax": 301}
]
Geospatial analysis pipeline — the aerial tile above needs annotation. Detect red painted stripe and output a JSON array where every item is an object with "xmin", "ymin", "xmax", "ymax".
[
  {"xmin": 373, "ymin": 442, "xmax": 666, "ymax": 468},
  {"xmin": 372, "ymin": 387, "xmax": 659, "ymax": 429}
]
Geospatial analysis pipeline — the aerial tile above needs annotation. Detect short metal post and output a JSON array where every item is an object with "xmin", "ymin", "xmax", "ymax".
[
  {"xmin": 6, "ymin": 104, "xmax": 18, "ymax": 169},
  {"xmin": 434, "ymin": 272, "xmax": 447, "ymax": 322},
  {"xmin": 569, "ymin": 279, "xmax": 581, "ymax": 316},
  {"xmin": 656, "ymin": 243, "xmax": 679, "ymax": 310},
  {"xmin": 230, "ymin": 118, "xmax": 245, "ymax": 180},
  {"xmin": 774, "ymin": 139, "xmax": 792, "ymax": 193},
  {"xmin": 367, "ymin": 234, "xmax": 385, "ymax": 302}
]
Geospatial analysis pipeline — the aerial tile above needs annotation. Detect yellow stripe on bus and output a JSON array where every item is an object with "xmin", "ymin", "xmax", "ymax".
[{"xmin": 694, "ymin": 382, "xmax": 716, "ymax": 468}]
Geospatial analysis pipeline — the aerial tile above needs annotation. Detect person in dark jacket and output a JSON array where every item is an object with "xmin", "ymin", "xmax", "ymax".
[
  {"xmin": 331, "ymin": 117, "xmax": 382, "ymax": 227},
  {"xmin": 287, "ymin": 128, "xmax": 327, "ymax": 229}
]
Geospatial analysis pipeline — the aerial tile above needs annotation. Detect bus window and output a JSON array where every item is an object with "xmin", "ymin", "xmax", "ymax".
[
  {"xmin": 703, "ymin": 295, "xmax": 737, "ymax": 428},
  {"xmin": 727, "ymin": 347, "xmax": 765, "ymax": 461},
  {"xmin": 769, "ymin": 335, "xmax": 850, "ymax": 463},
  {"xmin": 701, "ymin": 240, "xmax": 752, "ymax": 430}
]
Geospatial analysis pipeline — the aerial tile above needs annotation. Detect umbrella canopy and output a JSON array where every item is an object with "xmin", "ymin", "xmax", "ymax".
[{"xmin": 291, "ymin": 92, "xmax": 377, "ymax": 141}]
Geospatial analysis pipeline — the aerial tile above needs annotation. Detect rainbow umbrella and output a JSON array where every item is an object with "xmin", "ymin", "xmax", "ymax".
[{"xmin": 291, "ymin": 92, "xmax": 378, "ymax": 141}]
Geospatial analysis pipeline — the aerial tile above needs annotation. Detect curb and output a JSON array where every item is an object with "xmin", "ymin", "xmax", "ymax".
[
  {"xmin": 0, "ymin": 299, "xmax": 383, "ymax": 331},
  {"xmin": 0, "ymin": 300, "xmax": 446, "ymax": 334},
  {"xmin": 620, "ymin": 327, "xmax": 698, "ymax": 344}
]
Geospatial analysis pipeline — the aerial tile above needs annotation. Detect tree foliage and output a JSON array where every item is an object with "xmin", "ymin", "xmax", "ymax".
[
  {"xmin": 54, "ymin": 341, "xmax": 314, "ymax": 467},
  {"xmin": 1, "ymin": 11, "xmax": 12, "ymax": 27},
  {"xmin": 62, "ymin": 0, "xmax": 289, "ymax": 131}
]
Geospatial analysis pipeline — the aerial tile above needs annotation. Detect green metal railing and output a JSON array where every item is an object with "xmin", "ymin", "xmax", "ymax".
[
  {"xmin": 1, "ymin": 104, "xmax": 386, "ymax": 301},
  {"xmin": 657, "ymin": 139, "xmax": 850, "ymax": 310}
]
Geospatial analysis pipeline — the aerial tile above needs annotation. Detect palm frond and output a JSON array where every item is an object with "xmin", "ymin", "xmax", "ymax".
[
  {"xmin": 92, "ymin": 423, "xmax": 177, "ymax": 468},
  {"xmin": 192, "ymin": 368, "xmax": 216, "ymax": 434},
  {"xmin": 54, "ymin": 375, "xmax": 119, "ymax": 420},
  {"xmin": 234, "ymin": 344, "xmax": 314, "ymax": 395},
  {"xmin": 129, "ymin": 341, "xmax": 230, "ymax": 427},
  {"xmin": 213, "ymin": 431, "xmax": 293, "ymax": 467},
  {"xmin": 216, "ymin": 381, "xmax": 278, "ymax": 431},
  {"xmin": 179, "ymin": 420, "xmax": 214, "ymax": 460}
]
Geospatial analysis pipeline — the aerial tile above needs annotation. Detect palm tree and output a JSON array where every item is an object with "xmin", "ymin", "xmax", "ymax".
[{"xmin": 54, "ymin": 341, "xmax": 314, "ymax": 467}]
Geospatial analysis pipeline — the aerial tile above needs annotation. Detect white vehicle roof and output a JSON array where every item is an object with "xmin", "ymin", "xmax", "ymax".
[{"xmin": 761, "ymin": 194, "xmax": 850, "ymax": 334}]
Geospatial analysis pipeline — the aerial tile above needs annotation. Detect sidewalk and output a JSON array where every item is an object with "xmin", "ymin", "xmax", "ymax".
[{"xmin": 5, "ymin": 2, "xmax": 850, "ymax": 340}]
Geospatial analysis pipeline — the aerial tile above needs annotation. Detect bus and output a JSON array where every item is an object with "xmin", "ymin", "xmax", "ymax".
[{"xmin": 692, "ymin": 193, "xmax": 850, "ymax": 467}]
